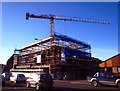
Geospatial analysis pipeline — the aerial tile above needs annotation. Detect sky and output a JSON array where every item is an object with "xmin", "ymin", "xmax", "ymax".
[{"xmin": 1, "ymin": 2, "xmax": 119, "ymax": 64}]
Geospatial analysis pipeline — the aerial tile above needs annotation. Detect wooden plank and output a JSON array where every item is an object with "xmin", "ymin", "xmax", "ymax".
[
  {"xmin": 112, "ymin": 55, "xmax": 120, "ymax": 66},
  {"xmin": 106, "ymin": 59, "xmax": 112, "ymax": 67},
  {"xmin": 99, "ymin": 62, "xmax": 105, "ymax": 67},
  {"xmin": 16, "ymin": 65, "xmax": 30, "ymax": 68}
]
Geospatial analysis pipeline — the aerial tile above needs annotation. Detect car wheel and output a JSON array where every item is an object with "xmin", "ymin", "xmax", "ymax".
[
  {"xmin": 48, "ymin": 84, "xmax": 52, "ymax": 89},
  {"xmin": 26, "ymin": 82, "xmax": 30, "ymax": 88},
  {"xmin": 36, "ymin": 83, "xmax": 40, "ymax": 90},
  {"xmin": 92, "ymin": 80, "xmax": 98, "ymax": 87},
  {"xmin": 117, "ymin": 82, "xmax": 120, "ymax": 88}
]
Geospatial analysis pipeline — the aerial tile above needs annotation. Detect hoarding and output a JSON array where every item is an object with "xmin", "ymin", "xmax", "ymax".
[{"xmin": 37, "ymin": 55, "xmax": 41, "ymax": 63}]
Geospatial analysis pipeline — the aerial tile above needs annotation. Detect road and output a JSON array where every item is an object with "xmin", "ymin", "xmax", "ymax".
[{"xmin": 1, "ymin": 80, "xmax": 120, "ymax": 91}]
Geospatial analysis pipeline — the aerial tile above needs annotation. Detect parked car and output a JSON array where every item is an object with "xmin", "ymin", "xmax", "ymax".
[
  {"xmin": 2, "ymin": 72, "xmax": 12, "ymax": 81},
  {"xmin": 10, "ymin": 73, "xmax": 26, "ymax": 83},
  {"xmin": 26, "ymin": 73, "xmax": 53, "ymax": 90},
  {"xmin": 0, "ymin": 74, "xmax": 6, "ymax": 86},
  {"xmin": 87, "ymin": 71, "xmax": 120, "ymax": 88}
]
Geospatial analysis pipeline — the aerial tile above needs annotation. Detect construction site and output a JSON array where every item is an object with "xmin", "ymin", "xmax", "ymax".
[{"xmin": 9, "ymin": 13, "xmax": 109, "ymax": 79}]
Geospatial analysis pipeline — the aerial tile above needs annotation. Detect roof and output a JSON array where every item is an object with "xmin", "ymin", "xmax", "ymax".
[
  {"xmin": 54, "ymin": 32, "xmax": 91, "ymax": 48},
  {"xmin": 104, "ymin": 53, "xmax": 120, "ymax": 61},
  {"xmin": 20, "ymin": 37, "xmax": 53, "ymax": 50},
  {"xmin": 19, "ymin": 32, "xmax": 91, "ymax": 51}
]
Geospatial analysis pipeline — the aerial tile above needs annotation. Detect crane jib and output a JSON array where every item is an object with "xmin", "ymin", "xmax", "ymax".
[
  {"xmin": 26, "ymin": 13, "xmax": 110, "ymax": 37},
  {"xmin": 26, "ymin": 13, "xmax": 110, "ymax": 24}
]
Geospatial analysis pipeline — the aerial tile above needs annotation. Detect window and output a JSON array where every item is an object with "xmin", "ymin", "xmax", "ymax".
[
  {"xmin": 99, "ymin": 73, "xmax": 105, "ymax": 77},
  {"xmin": 17, "ymin": 74, "xmax": 25, "ymax": 77},
  {"xmin": 106, "ymin": 73, "xmax": 113, "ymax": 78},
  {"xmin": 94, "ymin": 72, "xmax": 99, "ymax": 77}
]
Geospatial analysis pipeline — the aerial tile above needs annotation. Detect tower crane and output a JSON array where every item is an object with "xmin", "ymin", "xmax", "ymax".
[{"xmin": 26, "ymin": 13, "xmax": 110, "ymax": 37}]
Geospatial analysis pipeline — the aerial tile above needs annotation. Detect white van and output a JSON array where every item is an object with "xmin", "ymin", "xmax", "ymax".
[{"xmin": 10, "ymin": 73, "xmax": 26, "ymax": 83}]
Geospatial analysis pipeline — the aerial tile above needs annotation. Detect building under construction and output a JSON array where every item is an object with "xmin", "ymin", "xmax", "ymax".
[
  {"xmin": 10, "ymin": 32, "xmax": 101, "ymax": 79},
  {"xmin": 10, "ymin": 13, "xmax": 109, "ymax": 79}
]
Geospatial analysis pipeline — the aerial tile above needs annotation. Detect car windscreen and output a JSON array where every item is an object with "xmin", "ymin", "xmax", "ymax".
[{"xmin": 17, "ymin": 74, "xmax": 25, "ymax": 77}]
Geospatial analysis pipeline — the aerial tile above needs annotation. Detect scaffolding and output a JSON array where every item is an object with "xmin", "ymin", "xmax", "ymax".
[{"xmin": 13, "ymin": 32, "xmax": 92, "ymax": 79}]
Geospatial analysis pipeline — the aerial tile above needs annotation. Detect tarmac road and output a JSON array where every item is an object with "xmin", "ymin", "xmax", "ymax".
[{"xmin": 1, "ymin": 80, "xmax": 120, "ymax": 91}]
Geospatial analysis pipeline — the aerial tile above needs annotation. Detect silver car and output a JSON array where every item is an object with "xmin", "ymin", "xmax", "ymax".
[
  {"xmin": 26, "ymin": 74, "xmax": 53, "ymax": 90},
  {"xmin": 87, "ymin": 72, "xmax": 120, "ymax": 88}
]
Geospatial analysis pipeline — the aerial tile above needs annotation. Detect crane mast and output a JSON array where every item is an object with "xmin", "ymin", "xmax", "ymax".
[{"xmin": 26, "ymin": 13, "xmax": 110, "ymax": 37}]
